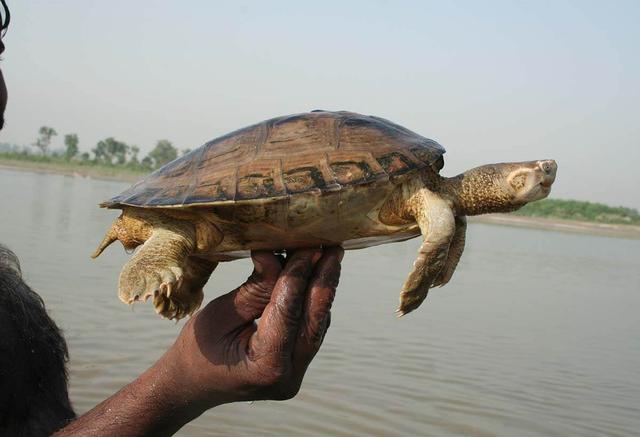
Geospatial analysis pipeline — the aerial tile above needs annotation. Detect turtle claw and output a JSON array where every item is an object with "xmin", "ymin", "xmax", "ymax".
[
  {"xmin": 152, "ymin": 285, "xmax": 194, "ymax": 321},
  {"xmin": 397, "ymin": 257, "xmax": 444, "ymax": 317},
  {"xmin": 125, "ymin": 275, "xmax": 202, "ymax": 320},
  {"xmin": 127, "ymin": 276, "xmax": 147, "ymax": 303},
  {"xmin": 397, "ymin": 287, "xmax": 430, "ymax": 317},
  {"xmin": 117, "ymin": 242, "xmax": 216, "ymax": 320},
  {"xmin": 119, "ymin": 262, "xmax": 187, "ymax": 317},
  {"xmin": 145, "ymin": 269, "xmax": 206, "ymax": 321}
]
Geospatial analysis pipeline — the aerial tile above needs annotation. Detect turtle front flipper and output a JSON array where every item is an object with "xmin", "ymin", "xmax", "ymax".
[
  {"xmin": 432, "ymin": 216, "xmax": 467, "ymax": 288},
  {"xmin": 397, "ymin": 188, "xmax": 455, "ymax": 316}
]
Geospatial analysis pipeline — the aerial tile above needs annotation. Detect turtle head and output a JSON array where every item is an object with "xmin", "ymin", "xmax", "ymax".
[
  {"xmin": 504, "ymin": 160, "xmax": 557, "ymax": 204},
  {"xmin": 441, "ymin": 160, "xmax": 557, "ymax": 216}
]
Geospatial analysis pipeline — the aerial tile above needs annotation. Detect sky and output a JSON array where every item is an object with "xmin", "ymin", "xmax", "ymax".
[{"xmin": 2, "ymin": 0, "xmax": 639, "ymax": 209}]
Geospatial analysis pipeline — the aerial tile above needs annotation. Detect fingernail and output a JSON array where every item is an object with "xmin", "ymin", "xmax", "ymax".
[
  {"xmin": 337, "ymin": 248, "xmax": 345, "ymax": 262},
  {"xmin": 316, "ymin": 313, "xmax": 332, "ymax": 346},
  {"xmin": 311, "ymin": 250, "xmax": 322, "ymax": 264}
]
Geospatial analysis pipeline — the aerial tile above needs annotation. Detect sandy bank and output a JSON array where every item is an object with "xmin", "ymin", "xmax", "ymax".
[
  {"xmin": 471, "ymin": 214, "xmax": 640, "ymax": 239},
  {"xmin": 0, "ymin": 158, "xmax": 144, "ymax": 183}
]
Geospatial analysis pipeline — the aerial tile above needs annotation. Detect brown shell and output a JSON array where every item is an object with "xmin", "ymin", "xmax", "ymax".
[{"xmin": 102, "ymin": 111, "xmax": 445, "ymax": 208}]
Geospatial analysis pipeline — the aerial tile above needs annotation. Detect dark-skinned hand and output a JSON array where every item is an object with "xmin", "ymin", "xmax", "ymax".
[
  {"xmin": 55, "ymin": 247, "xmax": 344, "ymax": 437},
  {"xmin": 161, "ymin": 247, "xmax": 344, "ymax": 406}
]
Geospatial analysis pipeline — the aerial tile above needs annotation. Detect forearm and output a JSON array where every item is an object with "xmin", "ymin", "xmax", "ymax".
[{"xmin": 53, "ymin": 362, "xmax": 209, "ymax": 437}]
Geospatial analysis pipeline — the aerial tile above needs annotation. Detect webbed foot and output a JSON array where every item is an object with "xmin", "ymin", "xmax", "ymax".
[
  {"xmin": 151, "ymin": 257, "xmax": 217, "ymax": 320},
  {"xmin": 395, "ymin": 188, "xmax": 456, "ymax": 316},
  {"xmin": 119, "ymin": 255, "xmax": 217, "ymax": 320},
  {"xmin": 397, "ymin": 241, "xmax": 449, "ymax": 316}
]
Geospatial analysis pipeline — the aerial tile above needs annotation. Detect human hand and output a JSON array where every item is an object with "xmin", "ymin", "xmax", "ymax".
[
  {"xmin": 54, "ymin": 247, "xmax": 343, "ymax": 437},
  {"xmin": 157, "ymin": 247, "xmax": 344, "ymax": 408}
]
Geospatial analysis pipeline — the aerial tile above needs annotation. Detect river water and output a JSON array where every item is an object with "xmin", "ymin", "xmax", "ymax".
[{"xmin": 1, "ymin": 168, "xmax": 639, "ymax": 436}]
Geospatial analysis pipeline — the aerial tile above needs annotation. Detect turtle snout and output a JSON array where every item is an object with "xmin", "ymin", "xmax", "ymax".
[{"xmin": 538, "ymin": 160, "xmax": 557, "ymax": 186}]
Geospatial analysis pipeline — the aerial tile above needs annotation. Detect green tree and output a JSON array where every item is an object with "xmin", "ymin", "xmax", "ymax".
[
  {"xmin": 93, "ymin": 137, "xmax": 129, "ymax": 165},
  {"xmin": 148, "ymin": 139, "xmax": 178, "ymax": 169},
  {"xmin": 34, "ymin": 126, "xmax": 57, "ymax": 156},
  {"xmin": 515, "ymin": 198, "xmax": 640, "ymax": 225},
  {"xmin": 141, "ymin": 156, "xmax": 154, "ymax": 169},
  {"xmin": 64, "ymin": 133, "xmax": 79, "ymax": 160},
  {"xmin": 128, "ymin": 145, "xmax": 140, "ymax": 166}
]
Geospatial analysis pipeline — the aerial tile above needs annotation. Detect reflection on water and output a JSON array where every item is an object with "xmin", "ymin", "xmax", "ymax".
[{"xmin": 1, "ymin": 168, "xmax": 639, "ymax": 436}]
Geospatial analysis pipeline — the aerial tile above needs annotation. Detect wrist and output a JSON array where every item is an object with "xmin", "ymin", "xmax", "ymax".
[
  {"xmin": 153, "ymin": 336, "xmax": 245, "ymax": 409},
  {"xmin": 53, "ymin": 358, "xmax": 212, "ymax": 437},
  {"xmin": 135, "ymin": 357, "xmax": 212, "ymax": 434}
]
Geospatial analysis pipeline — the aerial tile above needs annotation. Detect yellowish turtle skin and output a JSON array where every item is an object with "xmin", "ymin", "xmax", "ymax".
[{"xmin": 93, "ymin": 111, "xmax": 557, "ymax": 320}]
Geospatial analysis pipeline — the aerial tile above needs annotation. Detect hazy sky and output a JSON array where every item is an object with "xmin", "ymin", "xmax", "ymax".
[{"xmin": 2, "ymin": 1, "xmax": 639, "ymax": 208}]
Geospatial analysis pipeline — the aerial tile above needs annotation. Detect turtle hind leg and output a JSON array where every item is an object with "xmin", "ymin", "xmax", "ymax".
[
  {"xmin": 116, "ymin": 216, "xmax": 219, "ymax": 320},
  {"xmin": 397, "ymin": 188, "xmax": 455, "ymax": 316}
]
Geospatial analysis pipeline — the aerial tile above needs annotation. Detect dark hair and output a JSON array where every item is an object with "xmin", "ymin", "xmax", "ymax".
[
  {"xmin": 0, "ymin": 0, "xmax": 9, "ymax": 36},
  {"xmin": 0, "ymin": 0, "xmax": 8, "ymax": 130},
  {"xmin": 0, "ymin": 245, "xmax": 75, "ymax": 436}
]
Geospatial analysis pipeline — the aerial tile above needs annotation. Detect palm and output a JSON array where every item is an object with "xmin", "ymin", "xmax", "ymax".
[{"xmin": 165, "ymin": 248, "xmax": 342, "ymax": 405}]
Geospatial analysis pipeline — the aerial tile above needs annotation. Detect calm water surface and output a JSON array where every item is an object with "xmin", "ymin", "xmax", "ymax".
[{"xmin": 1, "ymin": 168, "xmax": 639, "ymax": 436}]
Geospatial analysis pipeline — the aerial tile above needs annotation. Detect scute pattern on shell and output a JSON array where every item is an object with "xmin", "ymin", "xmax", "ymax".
[{"xmin": 101, "ymin": 111, "xmax": 446, "ymax": 208}]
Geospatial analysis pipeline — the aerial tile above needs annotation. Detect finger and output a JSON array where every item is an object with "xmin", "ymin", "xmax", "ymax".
[
  {"xmin": 295, "ymin": 247, "xmax": 343, "ymax": 364},
  {"xmin": 250, "ymin": 249, "xmax": 322, "ymax": 359},
  {"xmin": 210, "ymin": 251, "xmax": 282, "ymax": 327}
]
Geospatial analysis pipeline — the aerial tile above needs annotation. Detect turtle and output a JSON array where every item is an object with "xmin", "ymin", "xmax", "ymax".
[{"xmin": 92, "ymin": 110, "xmax": 557, "ymax": 320}]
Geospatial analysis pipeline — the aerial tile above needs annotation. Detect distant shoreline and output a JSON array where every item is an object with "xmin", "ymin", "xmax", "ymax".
[
  {"xmin": 0, "ymin": 156, "xmax": 143, "ymax": 183},
  {"xmin": 470, "ymin": 214, "xmax": 640, "ymax": 239},
  {"xmin": 2, "ymin": 157, "xmax": 639, "ymax": 240}
]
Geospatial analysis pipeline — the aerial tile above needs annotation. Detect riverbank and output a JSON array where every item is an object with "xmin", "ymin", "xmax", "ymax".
[
  {"xmin": 0, "ymin": 156, "xmax": 145, "ymax": 183},
  {"xmin": 471, "ymin": 214, "xmax": 640, "ymax": 239},
  {"xmin": 2, "ymin": 157, "xmax": 639, "ymax": 239}
]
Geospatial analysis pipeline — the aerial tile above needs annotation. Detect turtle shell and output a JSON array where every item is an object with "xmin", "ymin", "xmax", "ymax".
[{"xmin": 101, "ymin": 111, "xmax": 445, "ymax": 208}]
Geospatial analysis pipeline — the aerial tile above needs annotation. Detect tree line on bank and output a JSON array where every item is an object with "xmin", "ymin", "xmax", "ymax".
[
  {"xmin": 514, "ymin": 198, "xmax": 640, "ymax": 225},
  {"xmin": 6, "ymin": 125, "xmax": 190, "ymax": 171}
]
